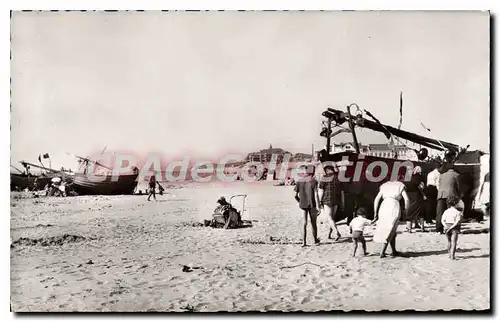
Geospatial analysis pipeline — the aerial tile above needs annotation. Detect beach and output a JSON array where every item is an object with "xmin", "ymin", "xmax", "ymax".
[{"xmin": 10, "ymin": 181, "xmax": 490, "ymax": 312}]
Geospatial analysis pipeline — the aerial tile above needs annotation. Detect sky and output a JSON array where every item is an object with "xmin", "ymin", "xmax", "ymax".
[{"xmin": 10, "ymin": 11, "xmax": 490, "ymax": 171}]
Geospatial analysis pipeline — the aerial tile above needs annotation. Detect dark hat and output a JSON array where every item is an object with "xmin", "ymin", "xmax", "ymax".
[{"xmin": 217, "ymin": 196, "xmax": 227, "ymax": 204}]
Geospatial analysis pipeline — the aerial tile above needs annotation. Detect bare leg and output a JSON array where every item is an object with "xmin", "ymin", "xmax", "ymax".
[
  {"xmin": 389, "ymin": 235, "xmax": 398, "ymax": 256},
  {"xmin": 352, "ymin": 240, "xmax": 358, "ymax": 257},
  {"xmin": 446, "ymin": 234, "xmax": 451, "ymax": 258},
  {"xmin": 380, "ymin": 243, "xmax": 388, "ymax": 258},
  {"xmin": 406, "ymin": 221, "xmax": 412, "ymax": 233},
  {"xmin": 326, "ymin": 205, "xmax": 341, "ymax": 240},
  {"xmin": 450, "ymin": 231, "xmax": 458, "ymax": 260},
  {"xmin": 302, "ymin": 210, "xmax": 308, "ymax": 247},
  {"xmin": 361, "ymin": 237, "xmax": 367, "ymax": 255},
  {"xmin": 419, "ymin": 217, "xmax": 426, "ymax": 232},
  {"xmin": 310, "ymin": 211, "xmax": 319, "ymax": 244}
]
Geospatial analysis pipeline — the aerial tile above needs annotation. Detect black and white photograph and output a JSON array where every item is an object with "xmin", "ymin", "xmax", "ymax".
[{"xmin": 9, "ymin": 10, "xmax": 490, "ymax": 312}]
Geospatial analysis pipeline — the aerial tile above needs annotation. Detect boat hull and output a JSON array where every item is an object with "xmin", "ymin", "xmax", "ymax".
[
  {"xmin": 71, "ymin": 173, "xmax": 139, "ymax": 195},
  {"xmin": 319, "ymin": 152, "xmax": 482, "ymax": 221},
  {"xmin": 10, "ymin": 173, "xmax": 55, "ymax": 191}
]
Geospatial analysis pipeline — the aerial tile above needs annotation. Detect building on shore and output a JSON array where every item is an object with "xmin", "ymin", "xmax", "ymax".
[
  {"xmin": 292, "ymin": 153, "xmax": 314, "ymax": 162},
  {"xmin": 326, "ymin": 142, "xmax": 419, "ymax": 161},
  {"xmin": 245, "ymin": 144, "xmax": 314, "ymax": 163},
  {"xmin": 245, "ymin": 144, "xmax": 293, "ymax": 163}
]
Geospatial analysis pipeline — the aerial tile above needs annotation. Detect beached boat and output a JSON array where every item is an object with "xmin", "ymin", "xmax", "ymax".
[
  {"xmin": 317, "ymin": 105, "xmax": 488, "ymax": 221},
  {"xmin": 10, "ymin": 172, "xmax": 53, "ymax": 191},
  {"xmin": 10, "ymin": 163, "xmax": 62, "ymax": 191},
  {"xmin": 70, "ymin": 172, "xmax": 139, "ymax": 195},
  {"xmin": 68, "ymin": 155, "xmax": 139, "ymax": 195}
]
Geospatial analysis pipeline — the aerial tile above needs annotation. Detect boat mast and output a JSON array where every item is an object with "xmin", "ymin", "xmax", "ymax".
[
  {"xmin": 346, "ymin": 104, "xmax": 361, "ymax": 154},
  {"xmin": 19, "ymin": 161, "xmax": 64, "ymax": 174},
  {"xmin": 326, "ymin": 115, "xmax": 332, "ymax": 154},
  {"xmin": 322, "ymin": 108, "xmax": 460, "ymax": 154}
]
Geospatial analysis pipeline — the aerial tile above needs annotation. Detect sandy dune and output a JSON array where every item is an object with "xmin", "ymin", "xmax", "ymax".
[{"xmin": 10, "ymin": 182, "xmax": 490, "ymax": 312}]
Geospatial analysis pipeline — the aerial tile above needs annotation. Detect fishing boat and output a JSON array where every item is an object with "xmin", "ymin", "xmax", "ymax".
[
  {"xmin": 10, "ymin": 162, "xmax": 61, "ymax": 191},
  {"xmin": 69, "ymin": 155, "xmax": 139, "ymax": 195},
  {"xmin": 317, "ymin": 104, "xmax": 488, "ymax": 221}
]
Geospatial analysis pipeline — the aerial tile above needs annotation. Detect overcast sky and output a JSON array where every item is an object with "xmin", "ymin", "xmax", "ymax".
[{"xmin": 11, "ymin": 11, "xmax": 490, "ymax": 170}]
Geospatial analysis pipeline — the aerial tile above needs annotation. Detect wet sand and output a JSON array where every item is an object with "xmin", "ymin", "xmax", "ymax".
[{"xmin": 10, "ymin": 182, "xmax": 490, "ymax": 312}]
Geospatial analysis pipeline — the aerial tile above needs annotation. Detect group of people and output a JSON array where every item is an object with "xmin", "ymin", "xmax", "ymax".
[{"xmin": 294, "ymin": 159, "xmax": 469, "ymax": 260}]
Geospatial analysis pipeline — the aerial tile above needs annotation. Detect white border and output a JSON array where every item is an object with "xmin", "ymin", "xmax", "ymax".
[{"xmin": 2, "ymin": 1, "xmax": 497, "ymax": 321}]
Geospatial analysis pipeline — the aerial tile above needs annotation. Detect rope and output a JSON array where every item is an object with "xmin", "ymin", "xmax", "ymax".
[{"xmin": 279, "ymin": 262, "xmax": 323, "ymax": 269}]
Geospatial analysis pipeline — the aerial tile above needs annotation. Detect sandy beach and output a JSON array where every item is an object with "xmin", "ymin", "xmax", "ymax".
[{"xmin": 10, "ymin": 181, "xmax": 490, "ymax": 312}]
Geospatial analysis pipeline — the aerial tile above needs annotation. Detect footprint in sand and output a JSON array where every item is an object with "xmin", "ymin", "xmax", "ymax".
[
  {"xmin": 40, "ymin": 277, "xmax": 54, "ymax": 283},
  {"xmin": 299, "ymin": 296, "xmax": 311, "ymax": 305}
]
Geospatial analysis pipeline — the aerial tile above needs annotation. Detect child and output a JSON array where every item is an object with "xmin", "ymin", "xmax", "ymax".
[
  {"xmin": 441, "ymin": 196, "xmax": 464, "ymax": 260},
  {"xmin": 349, "ymin": 207, "xmax": 372, "ymax": 257}
]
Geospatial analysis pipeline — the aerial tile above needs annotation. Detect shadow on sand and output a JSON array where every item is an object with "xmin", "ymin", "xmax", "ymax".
[
  {"xmin": 399, "ymin": 247, "xmax": 481, "ymax": 258},
  {"xmin": 457, "ymin": 254, "xmax": 490, "ymax": 260}
]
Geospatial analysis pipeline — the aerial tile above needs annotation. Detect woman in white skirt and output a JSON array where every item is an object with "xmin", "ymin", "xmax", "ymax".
[{"xmin": 372, "ymin": 176, "xmax": 409, "ymax": 258}]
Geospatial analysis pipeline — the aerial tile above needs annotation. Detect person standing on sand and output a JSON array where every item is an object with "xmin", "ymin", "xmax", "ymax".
[
  {"xmin": 404, "ymin": 166, "xmax": 427, "ymax": 233},
  {"xmin": 372, "ymin": 175, "xmax": 409, "ymax": 258},
  {"xmin": 441, "ymin": 196, "xmax": 464, "ymax": 260},
  {"xmin": 318, "ymin": 165, "xmax": 345, "ymax": 241},
  {"xmin": 349, "ymin": 207, "xmax": 372, "ymax": 257},
  {"xmin": 294, "ymin": 165, "xmax": 320, "ymax": 247},
  {"xmin": 436, "ymin": 163, "xmax": 461, "ymax": 234},
  {"xmin": 424, "ymin": 163, "xmax": 441, "ymax": 224},
  {"xmin": 147, "ymin": 174, "xmax": 158, "ymax": 201}
]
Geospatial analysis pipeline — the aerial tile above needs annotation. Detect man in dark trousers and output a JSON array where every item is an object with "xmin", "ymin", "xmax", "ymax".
[
  {"xmin": 436, "ymin": 162, "xmax": 461, "ymax": 234},
  {"xmin": 147, "ymin": 174, "xmax": 158, "ymax": 201}
]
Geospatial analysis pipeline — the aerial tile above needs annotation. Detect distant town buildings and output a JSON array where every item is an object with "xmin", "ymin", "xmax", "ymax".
[
  {"xmin": 292, "ymin": 153, "xmax": 314, "ymax": 162},
  {"xmin": 245, "ymin": 144, "xmax": 292, "ymax": 163},
  {"xmin": 327, "ymin": 142, "xmax": 419, "ymax": 161},
  {"xmin": 245, "ymin": 144, "xmax": 313, "ymax": 163}
]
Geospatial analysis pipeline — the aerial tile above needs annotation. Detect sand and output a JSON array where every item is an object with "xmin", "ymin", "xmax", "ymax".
[{"xmin": 10, "ymin": 181, "xmax": 490, "ymax": 312}]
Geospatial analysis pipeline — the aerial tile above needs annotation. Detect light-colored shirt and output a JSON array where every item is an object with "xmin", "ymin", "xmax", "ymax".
[
  {"xmin": 349, "ymin": 217, "xmax": 372, "ymax": 232},
  {"xmin": 441, "ymin": 206, "xmax": 463, "ymax": 225},
  {"xmin": 427, "ymin": 169, "xmax": 440, "ymax": 189}
]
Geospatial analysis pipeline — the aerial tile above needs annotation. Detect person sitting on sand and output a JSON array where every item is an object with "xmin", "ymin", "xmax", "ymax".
[
  {"xmin": 372, "ymin": 174, "xmax": 409, "ymax": 258},
  {"xmin": 441, "ymin": 196, "xmax": 464, "ymax": 260},
  {"xmin": 294, "ymin": 165, "xmax": 320, "ymax": 247},
  {"xmin": 349, "ymin": 207, "xmax": 372, "ymax": 257},
  {"xmin": 215, "ymin": 196, "xmax": 231, "ymax": 213},
  {"xmin": 214, "ymin": 197, "xmax": 241, "ymax": 228}
]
